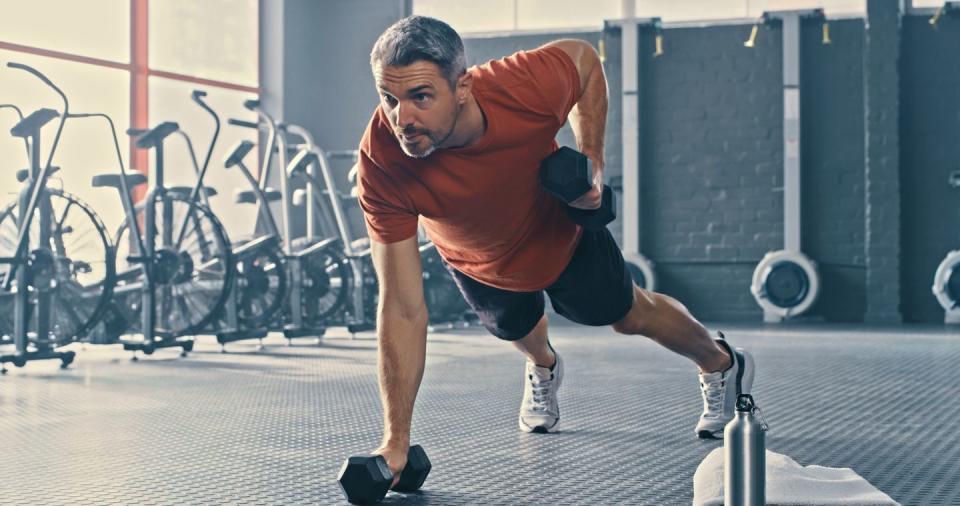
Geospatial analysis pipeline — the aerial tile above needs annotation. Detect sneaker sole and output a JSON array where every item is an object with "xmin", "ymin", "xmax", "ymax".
[{"xmin": 518, "ymin": 416, "xmax": 560, "ymax": 433}]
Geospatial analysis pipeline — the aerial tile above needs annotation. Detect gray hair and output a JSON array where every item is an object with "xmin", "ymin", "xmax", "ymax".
[{"xmin": 370, "ymin": 15, "xmax": 467, "ymax": 90}]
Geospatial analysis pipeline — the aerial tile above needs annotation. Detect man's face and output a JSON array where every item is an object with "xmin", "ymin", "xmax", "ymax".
[{"xmin": 375, "ymin": 60, "xmax": 461, "ymax": 158}]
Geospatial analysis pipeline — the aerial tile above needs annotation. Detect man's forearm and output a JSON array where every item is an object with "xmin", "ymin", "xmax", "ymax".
[
  {"xmin": 377, "ymin": 305, "xmax": 429, "ymax": 447},
  {"xmin": 569, "ymin": 48, "xmax": 608, "ymax": 170}
]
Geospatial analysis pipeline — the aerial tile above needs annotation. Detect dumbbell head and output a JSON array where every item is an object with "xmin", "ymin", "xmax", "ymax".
[
  {"xmin": 337, "ymin": 454, "xmax": 392, "ymax": 504},
  {"xmin": 540, "ymin": 146, "xmax": 593, "ymax": 203},
  {"xmin": 395, "ymin": 445, "xmax": 432, "ymax": 492}
]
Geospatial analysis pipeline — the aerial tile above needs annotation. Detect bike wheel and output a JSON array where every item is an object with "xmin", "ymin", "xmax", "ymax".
[
  {"xmin": 112, "ymin": 192, "xmax": 233, "ymax": 336},
  {"xmin": 234, "ymin": 238, "xmax": 287, "ymax": 329},
  {"xmin": 299, "ymin": 242, "xmax": 352, "ymax": 326},
  {"xmin": 0, "ymin": 189, "xmax": 114, "ymax": 345}
]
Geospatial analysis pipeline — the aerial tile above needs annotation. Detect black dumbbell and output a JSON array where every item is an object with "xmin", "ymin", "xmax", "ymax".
[
  {"xmin": 337, "ymin": 445, "xmax": 432, "ymax": 504},
  {"xmin": 540, "ymin": 146, "xmax": 616, "ymax": 229}
]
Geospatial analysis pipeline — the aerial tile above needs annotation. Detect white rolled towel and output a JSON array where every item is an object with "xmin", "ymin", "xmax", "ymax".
[{"xmin": 693, "ymin": 447, "xmax": 900, "ymax": 506}]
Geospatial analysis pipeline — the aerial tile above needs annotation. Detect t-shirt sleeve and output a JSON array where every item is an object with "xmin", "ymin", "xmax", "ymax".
[
  {"xmin": 521, "ymin": 45, "xmax": 582, "ymax": 125},
  {"xmin": 356, "ymin": 150, "xmax": 419, "ymax": 244}
]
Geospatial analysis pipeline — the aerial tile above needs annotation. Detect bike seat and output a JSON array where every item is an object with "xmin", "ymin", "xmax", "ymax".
[
  {"xmin": 233, "ymin": 234, "xmax": 281, "ymax": 257},
  {"xmin": 133, "ymin": 122, "xmax": 179, "ymax": 149},
  {"xmin": 10, "ymin": 108, "xmax": 59, "ymax": 138},
  {"xmin": 91, "ymin": 172, "xmax": 148, "ymax": 189},
  {"xmin": 16, "ymin": 166, "xmax": 60, "ymax": 182},
  {"xmin": 287, "ymin": 149, "xmax": 317, "ymax": 175},
  {"xmin": 167, "ymin": 186, "xmax": 219, "ymax": 198},
  {"xmin": 224, "ymin": 140, "xmax": 256, "ymax": 168},
  {"xmin": 234, "ymin": 188, "xmax": 282, "ymax": 204}
]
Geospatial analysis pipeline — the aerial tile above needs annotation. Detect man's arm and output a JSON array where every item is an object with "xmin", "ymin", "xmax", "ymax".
[
  {"xmin": 544, "ymin": 39, "xmax": 608, "ymax": 210},
  {"xmin": 370, "ymin": 234, "xmax": 429, "ymax": 485}
]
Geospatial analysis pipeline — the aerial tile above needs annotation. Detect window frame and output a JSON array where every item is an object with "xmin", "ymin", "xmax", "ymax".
[{"xmin": 0, "ymin": 0, "xmax": 260, "ymax": 193}]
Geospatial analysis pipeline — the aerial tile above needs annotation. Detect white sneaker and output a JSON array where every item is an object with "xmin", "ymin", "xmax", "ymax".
[
  {"xmin": 695, "ymin": 335, "xmax": 755, "ymax": 439},
  {"xmin": 518, "ymin": 352, "xmax": 563, "ymax": 433}
]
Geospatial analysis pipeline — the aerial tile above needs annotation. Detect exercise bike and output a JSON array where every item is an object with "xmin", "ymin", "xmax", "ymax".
[
  {"xmin": 215, "ymin": 138, "xmax": 288, "ymax": 348},
  {"xmin": 0, "ymin": 62, "xmax": 115, "ymax": 372},
  {"xmin": 95, "ymin": 99, "xmax": 233, "ymax": 358},
  {"xmin": 225, "ymin": 105, "xmax": 350, "ymax": 342}
]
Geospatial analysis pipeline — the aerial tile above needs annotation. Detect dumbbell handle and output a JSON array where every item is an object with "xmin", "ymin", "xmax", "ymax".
[
  {"xmin": 540, "ymin": 147, "xmax": 616, "ymax": 229},
  {"xmin": 370, "ymin": 446, "xmax": 427, "ymax": 492},
  {"xmin": 338, "ymin": 444, "xmax": 431, "ymax": 505}
]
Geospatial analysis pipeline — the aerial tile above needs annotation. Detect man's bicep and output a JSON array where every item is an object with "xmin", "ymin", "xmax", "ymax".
[{"xmin": 371, "ymin": 235, "xmax": 425, "ymax": 318}]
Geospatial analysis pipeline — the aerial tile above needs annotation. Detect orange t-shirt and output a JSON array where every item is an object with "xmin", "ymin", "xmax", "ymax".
[{"xmin": 357, "ymin": 46, "xmax": 583, "ymax": 292}]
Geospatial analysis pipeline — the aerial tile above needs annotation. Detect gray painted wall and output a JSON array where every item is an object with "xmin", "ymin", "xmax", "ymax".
[
  {"xmin": 607, "ymin": 19, "xmax": 867, "ymax": 321},
  {"xmin": 260, "ymin": 1, "xmax": 959, "ymax": 324},
  {"xmin": 901, "ymin": 13, "xmax": 960, "ymax": 323},
  {"xmin": 804, "ymin": 18, "xmax": 867, "ymax": 322},
  {"xmin": 460, "ymin": 20, "xmax": 868, "ymax": 323}
]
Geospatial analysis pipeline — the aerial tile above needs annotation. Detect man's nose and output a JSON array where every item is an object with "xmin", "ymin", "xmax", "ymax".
[{"xmin": 395, "ymin": 101, "xmax": 415, "ymax": 130}]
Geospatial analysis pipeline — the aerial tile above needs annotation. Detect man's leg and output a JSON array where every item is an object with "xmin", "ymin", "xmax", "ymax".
[
  {"xmin": 509, "ymin": 314, "xmax": 563, "ymax": 433},
  {"xmin": 438, "ymin": 260, "xmax": 563, "ymax": 433},
  {"xmin": 611, "ymin": 284, "xmax": 755, "ymax": 439},
  {"xmin": 510, "ymin": 314, "xmax": 556, "ymax": 369},
  {"xmin": 611, "ymin": 285, "xmax": 731, "ymax": 373}
]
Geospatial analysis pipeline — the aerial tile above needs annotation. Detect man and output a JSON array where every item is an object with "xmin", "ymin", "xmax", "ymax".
[{"xmin": 356, "ymin": 15, "xmax": 755, "ymax": 485}]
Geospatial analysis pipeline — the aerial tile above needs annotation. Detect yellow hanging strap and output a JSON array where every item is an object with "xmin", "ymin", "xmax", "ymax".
[
  {"xmin": 930, "ymin": 4, "xmax": 946, "ymax": 28},
  {"xmin": 744, "ymin": 24, "xmax": 759, "ymax": 48}
]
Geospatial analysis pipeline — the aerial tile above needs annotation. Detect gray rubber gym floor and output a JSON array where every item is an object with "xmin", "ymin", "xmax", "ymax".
[{"xmin": 1, "ymin": 322, "xmax": 957, "ymax": 505}]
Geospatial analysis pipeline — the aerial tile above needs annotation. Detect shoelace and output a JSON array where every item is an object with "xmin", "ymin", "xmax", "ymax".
[
  {"xmin": 527, "ymin": 375, "xmax": 554, "ymax": 412},
  {"xmin": 699, "ymin": 377, "xmax": 725, "ymax": 419}
]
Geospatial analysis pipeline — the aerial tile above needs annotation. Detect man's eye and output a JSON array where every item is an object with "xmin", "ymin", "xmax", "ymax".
[{"xmin": 415, "ymin": 94, "xmax": 430, "ymax": 103}]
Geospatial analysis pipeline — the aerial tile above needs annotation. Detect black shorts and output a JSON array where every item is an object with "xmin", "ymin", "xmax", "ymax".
[{"xmin": 443, "ymin": 227, "xmax": 636, "ymax": 341}]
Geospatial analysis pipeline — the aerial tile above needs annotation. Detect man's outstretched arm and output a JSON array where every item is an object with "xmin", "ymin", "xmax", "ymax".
[{"xmin": 371, "ymin": 234, "xmax": 429, "ymax": 485}]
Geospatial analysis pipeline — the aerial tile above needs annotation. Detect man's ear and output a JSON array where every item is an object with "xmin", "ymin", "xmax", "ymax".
[{"xmin": 456, "ymin": 72, "xmax": 472, "ymax": 104}]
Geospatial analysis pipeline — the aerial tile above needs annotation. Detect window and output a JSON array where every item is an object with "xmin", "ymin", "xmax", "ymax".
[
  {"xmin": 0, "ymin": 49, "xmax": 130, "ymax": 232},
  {"xmin": 0, "ymin": 0, "xmax": 259, "ymax": 234},
  {"xmin": 147, "ymin": 77, "xmax": 259, "ymax": 237},
  {"xmin": 0, "ymin": 0, "xmax": 130, "ymax": 61},
  {"xmin": 413, "ymin": 0, "xmax": 517, "ymax": 33},
  {"xmin": 744, "ymin": 0, "xmax": 865, "ymax": 18},
  {"xmin": 414, "ymin": 0, "xmax": 869, "ymax": 33},
  {"xmin": 910, "ymin": 0, "xmax": 946, "ymax": 7},
  {"xmin": 150, "ymin": 0, "xmax": 258, "ymax": 87},
  {"xmin": 517, "ymin": 0, "xmax": 622, "ymax": 30},
  {"xmin": 414, "ymin": 0, "xmax": 620, "ymax": 33}
]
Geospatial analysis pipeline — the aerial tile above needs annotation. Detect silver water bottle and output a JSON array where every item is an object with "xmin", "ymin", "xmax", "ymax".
[{"xmin": 724, "ymin": 393, "xmax": 768, "ymax": 506}]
